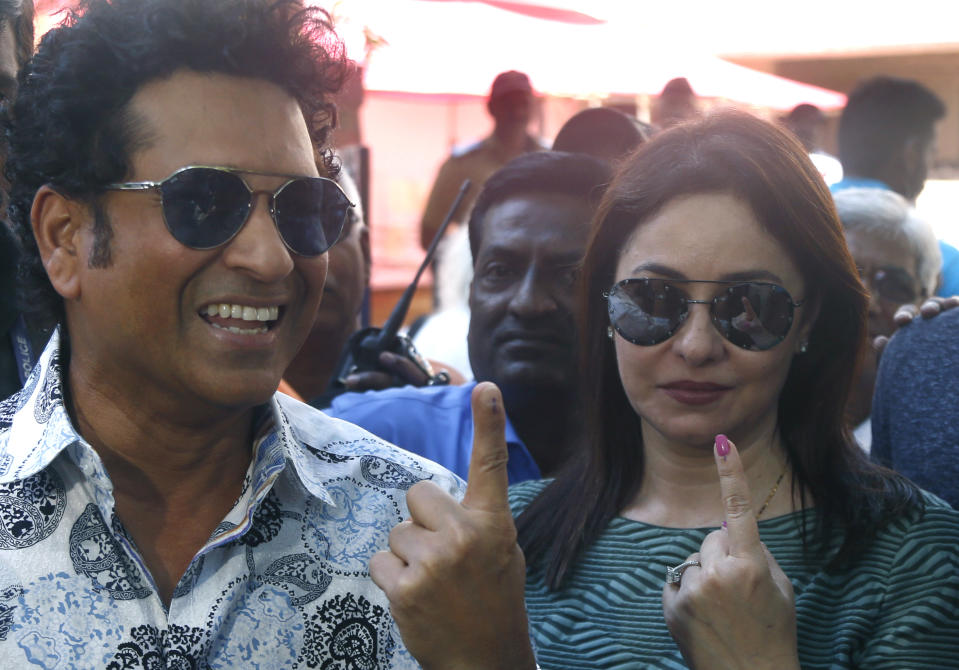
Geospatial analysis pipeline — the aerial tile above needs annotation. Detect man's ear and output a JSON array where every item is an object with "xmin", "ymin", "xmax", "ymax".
[{"xmin": 31, "ymin": 185, "xmax": 85, "ymax": 301}]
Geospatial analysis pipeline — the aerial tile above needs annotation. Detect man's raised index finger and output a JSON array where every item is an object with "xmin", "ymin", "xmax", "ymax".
[
  {"xmin": 714, "ymin": 434, "xmax": 763, "ymax": 558},
  {"xmin": 463, "ymin": 382, "xmax": 510, "ymax": 512}
]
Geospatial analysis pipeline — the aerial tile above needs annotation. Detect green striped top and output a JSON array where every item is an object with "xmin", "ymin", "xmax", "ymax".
[{"xmin": 510, "ymin": 480, "xmax": 959, "ymax": 670}]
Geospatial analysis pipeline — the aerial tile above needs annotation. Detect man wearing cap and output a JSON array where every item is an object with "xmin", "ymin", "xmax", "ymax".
[{"xmin": 418, "ymin": 70, "xmax": 545, "ymax": 251}]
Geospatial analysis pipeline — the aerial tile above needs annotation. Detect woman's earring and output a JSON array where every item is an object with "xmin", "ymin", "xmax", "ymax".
[
  {"xmin": 607, "ymin": 326, "xmax": 614, "ymax": 339},
  {"xmin": 798, "ymin": 341, "xmax": 809, "ymax": 354}
]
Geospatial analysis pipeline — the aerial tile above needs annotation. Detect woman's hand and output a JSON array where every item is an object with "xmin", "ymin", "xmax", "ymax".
[
  {"xmin": 661, "ymin": 436, "xmax": 799, "ymax": 670},
  {"xmin": 369, "ymin": 382, "xmax": 536, "ymax": 670}
]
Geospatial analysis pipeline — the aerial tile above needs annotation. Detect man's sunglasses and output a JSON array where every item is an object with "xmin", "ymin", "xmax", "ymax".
[
  {"xmin": 605, "ymin": 278, "xmax": 804, "ymax": 351},
  {"xmin": 104, "ymin": 165, "xmax": 354, "ymax": 257},
  {"xmin": 857, "ymin": 266, "xmax": 920, "ymax": 305}
]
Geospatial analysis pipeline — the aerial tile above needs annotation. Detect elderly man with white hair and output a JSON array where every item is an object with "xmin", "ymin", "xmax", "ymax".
[{"xmin": 833, "ymin": 187, "xmax": 942, "ymax": 451}]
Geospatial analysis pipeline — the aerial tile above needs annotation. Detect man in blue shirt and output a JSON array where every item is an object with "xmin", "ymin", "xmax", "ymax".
[
  {"xmin": 327, "ymin": 151, "xmax": 612, "ymax": 483},
  {"xmin": 831, "ymin": 75, "xmax": 959, "ymax": 296}
]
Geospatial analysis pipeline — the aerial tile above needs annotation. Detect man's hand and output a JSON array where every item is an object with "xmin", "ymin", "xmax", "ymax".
[
  {"xmin": 342, "ymin": 351, "xmax": 432, "ymax": 390},
  {"xmin": 369, "ymin": 382, "xmax": 536, "ymax": 670},
  {"xmin": 343, "ymin": 352, "xmax": 467, "ymax": 392},
  {"xmin": 662, "ymin": 436, "xmax": 799, "ymax": 670},
  {"xmin": 874, "ymin": 295, "xmax": 959, "ymax": 354}
]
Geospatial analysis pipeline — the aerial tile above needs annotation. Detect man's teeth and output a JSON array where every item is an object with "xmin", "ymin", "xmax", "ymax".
[
  {"xmin": 204, "ymin": 303, "xmax": 280, "ymax": 322},
  {"xmin": 204, "ymin": 303, "xmax": 279, "ymax": 332}
]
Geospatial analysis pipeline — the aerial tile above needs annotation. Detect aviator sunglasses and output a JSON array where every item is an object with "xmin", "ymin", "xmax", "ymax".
[
  {"xmin": 104, "ymin": 165, "xmax": 354, "ymax": 256},
  {"xmin": 605, "ymin": 278, "xmax": 804, "ymax": 351}
]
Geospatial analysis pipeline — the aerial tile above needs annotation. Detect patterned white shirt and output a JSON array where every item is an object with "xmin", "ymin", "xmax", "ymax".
[{"xmin": 0, "ymin": 330, "xmax": 464, "ymax": 668}]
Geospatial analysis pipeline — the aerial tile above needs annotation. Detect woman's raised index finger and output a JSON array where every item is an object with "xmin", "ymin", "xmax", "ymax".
[{"xmin": 714, "ymin": 434, "xmax": 763, "ymax": 558}]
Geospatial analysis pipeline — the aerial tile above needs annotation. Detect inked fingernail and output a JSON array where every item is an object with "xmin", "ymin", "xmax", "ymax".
[
  {"xmin": 721, "ymin": 521, "xmax": 728, "ymax": 530},
  {"xmin": 715, "ymin": 434, "xmax": 730, "ymax": 460},
  {"xmin": 489, "ymin": 396, "xmax": 499, "ymax": 413}
]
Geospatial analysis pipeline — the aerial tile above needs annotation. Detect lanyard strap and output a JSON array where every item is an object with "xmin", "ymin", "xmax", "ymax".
[{"xmin": 10, "ymin": 314, "xmax": 36, "ymax": 386}]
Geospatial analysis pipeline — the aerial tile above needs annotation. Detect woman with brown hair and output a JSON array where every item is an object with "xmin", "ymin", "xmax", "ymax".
[
  {"xmin": 370, "ymin": 111, "xmax": 959, "ymax": 669},
  {"xmin": 510, "ymin": 111, "xmax": 959, "ymax": 668}
]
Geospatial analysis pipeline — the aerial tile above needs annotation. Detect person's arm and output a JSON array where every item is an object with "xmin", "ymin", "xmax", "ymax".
[
  {"xmin": 369, "ymin": 383, "xmax": 537, "ymax": 670},
  {"xmin": 419, "ymin": 159, "xmax": 470, "ymax": 251}
]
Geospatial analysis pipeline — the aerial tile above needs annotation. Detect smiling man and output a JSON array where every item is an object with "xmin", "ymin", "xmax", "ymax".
[
  {"xmin": 0, "ymin": 0, "xmax": 460, "ymax": 666},
  {"xmin": 328, "ymin": 151, "xmax": 611, "ymax": 481}
]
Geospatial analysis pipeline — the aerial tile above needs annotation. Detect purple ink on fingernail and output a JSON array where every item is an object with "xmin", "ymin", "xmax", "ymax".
[{"xmin": 715, "ymin": 434, "xmax": 730, "ymax": 460}]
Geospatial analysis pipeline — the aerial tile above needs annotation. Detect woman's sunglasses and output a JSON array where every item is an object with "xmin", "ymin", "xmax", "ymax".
[
  {"xmin": 104, "ymin": 165, "xmax": 354, "ymax": 257},
  {"xmin": 605, "ymin": 278, "xmax": 804, "ymax": 351}
]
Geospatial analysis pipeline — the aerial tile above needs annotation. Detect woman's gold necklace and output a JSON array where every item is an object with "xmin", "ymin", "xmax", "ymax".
[{"xmin": 756, "ymin": 468, "xmax": 787, "ymax": 519}]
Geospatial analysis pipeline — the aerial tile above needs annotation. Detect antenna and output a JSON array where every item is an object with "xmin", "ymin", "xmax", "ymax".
[{"xmin": 373, "ymin": 179, "xmax": 471, "ymax": 348}]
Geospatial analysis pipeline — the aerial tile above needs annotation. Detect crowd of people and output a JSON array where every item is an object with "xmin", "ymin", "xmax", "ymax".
[{"xmin": 0, "ymin": 0, "xmax": 956, "ymax": 668}]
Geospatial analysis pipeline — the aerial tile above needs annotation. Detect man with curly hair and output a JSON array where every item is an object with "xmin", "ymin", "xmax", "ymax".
[{"xmin": 0, "ymin": 0, "xmax": 462, "ymax": 666}]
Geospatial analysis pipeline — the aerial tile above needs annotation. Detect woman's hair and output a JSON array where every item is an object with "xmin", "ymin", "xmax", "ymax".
[
  {"xmin": 517, "ymin": 110, "xmax": 923, "ymax": 589},
  {"xmin": 6, "ymin": 0, "xmax": 349, "ymax": 326}
]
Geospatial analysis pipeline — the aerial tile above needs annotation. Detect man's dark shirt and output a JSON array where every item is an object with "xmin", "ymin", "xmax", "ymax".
[{"xmin": 871, "ymin": 308, "xmax": 959, "ymax": 508}]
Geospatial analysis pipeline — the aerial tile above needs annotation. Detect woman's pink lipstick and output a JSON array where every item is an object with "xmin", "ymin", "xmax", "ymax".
[{"xmin": 660, "ymin": 381, "xmax": 732, "ymax": 406}]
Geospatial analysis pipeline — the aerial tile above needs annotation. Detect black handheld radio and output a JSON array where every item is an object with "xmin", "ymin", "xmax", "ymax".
[{"xmin": 332, "ymin": 179, "xmax": 472, "ymax": 388}]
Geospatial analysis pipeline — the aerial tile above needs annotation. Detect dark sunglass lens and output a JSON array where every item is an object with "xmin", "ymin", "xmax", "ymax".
[
  {"xmin": 274, "ymin": 178, "xmax": 349, "ymax": 256},
  {"xmin": 609, "ymin": 279, "xmax": 685, "ymax": 345},
  {"xmin": 160, "ymin": 168, "xmax": 250, "ymax": 249},
  {"xmin": 715, "ymin": 284, "xmax": 793, "ymax": 350}
]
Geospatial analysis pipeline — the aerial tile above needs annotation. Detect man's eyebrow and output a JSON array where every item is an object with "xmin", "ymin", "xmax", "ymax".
[{"xmin": 476, "ymin": 243, "xmax": 521, "ymax": 259}]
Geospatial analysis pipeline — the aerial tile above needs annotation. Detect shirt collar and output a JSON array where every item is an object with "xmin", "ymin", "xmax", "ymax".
[
  {"xmin": 0, "ymin": 327, "xmax": 76, "ymax": 483},
  {"xmin": 831, "ymin": 176, "xmax": 891, "ymax": 192},
  {"xmin": 0, "ymin": 328, "xmax": 335, "ymax": 508}
]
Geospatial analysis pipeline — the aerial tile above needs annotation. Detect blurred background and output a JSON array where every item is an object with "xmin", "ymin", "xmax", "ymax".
[{"xmin": 36, "ymin": 0, "xmax": 959, "ymax": 323}]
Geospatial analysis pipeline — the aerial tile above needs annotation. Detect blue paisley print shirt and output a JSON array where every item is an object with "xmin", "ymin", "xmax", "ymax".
[{"xmin": 0, "ymin": 330, "xmax": 465, "ymax": 669}]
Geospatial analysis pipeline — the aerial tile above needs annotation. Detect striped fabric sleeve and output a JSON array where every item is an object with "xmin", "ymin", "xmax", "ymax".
[{"xmin": 858, "ymin": 502, "xmax": 959, "ymax": 668}]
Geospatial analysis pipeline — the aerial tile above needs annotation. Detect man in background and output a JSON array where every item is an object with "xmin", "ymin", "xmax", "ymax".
[
  {"xmin": 418, "ymin": 70, "xmax": 543, "ymax": 252},
  {"xmin": 832, "ymin": 75, "xmax": 959, "ymax": 296},
  {"xmin": 781, "ymin": 103, "xmax": 843, "ymax": 185},
  {"xmin": 280, "ymin": 168, "xmax": 370, "ymax": 403},
  {"xmin": 651, "ymin": 77, "xmax": 700, "ymax": 129},
  {"xmin": 833, "ymin": 188, "xmax": 941, "ymax": 451},
  {"xmin": 329, "ymin": 151, "xmax": 611, "ymax": 482}
]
